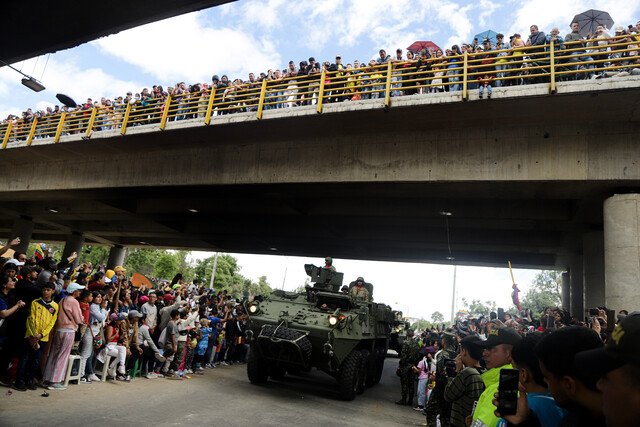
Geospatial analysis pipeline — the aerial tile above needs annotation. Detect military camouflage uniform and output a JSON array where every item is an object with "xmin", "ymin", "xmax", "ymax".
[
  {"xmin": 348, "ymin": 285, "xmax": 370, "ymax": 301},
  {"xmin": 426, "ymin": 347, "xmax": 458, "ymax": 427},
  {"xmin": 397, "ymin": 337, "xmax": 421, "ymax": 404}
]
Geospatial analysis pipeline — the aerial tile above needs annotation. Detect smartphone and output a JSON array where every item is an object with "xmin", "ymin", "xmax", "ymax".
[{"xmin": 497, "ymin": 368, "xmax": 519, "ymax": 415}]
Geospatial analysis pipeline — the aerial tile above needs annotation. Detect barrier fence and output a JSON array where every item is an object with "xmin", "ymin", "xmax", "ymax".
[{"xmin": 2, "ymin": 34, "xmax": 639, "ymax": 148}]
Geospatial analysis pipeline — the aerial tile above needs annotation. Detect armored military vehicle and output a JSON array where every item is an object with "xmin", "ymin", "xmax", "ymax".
[
  {"xmin": 389, "ymin": 310, "xmax": 410, "ymax": 356},
  {"xmin": 244, "ymin": 263, "xmax": 394, "ymax": 400}
]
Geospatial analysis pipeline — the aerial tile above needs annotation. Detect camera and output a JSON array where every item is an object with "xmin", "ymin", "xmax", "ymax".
[
  {"xmin": 443, "ymin": 357, "xmax": 457, "ymax": 377},
  {"xmin": 588, "ymin": 308, "xmax": 599, "ymax": 316}
]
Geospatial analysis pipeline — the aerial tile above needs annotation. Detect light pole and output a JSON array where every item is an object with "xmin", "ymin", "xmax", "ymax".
[{"xmin": 209, "ymin": 252, "xmax": 218, "ymax": 289}]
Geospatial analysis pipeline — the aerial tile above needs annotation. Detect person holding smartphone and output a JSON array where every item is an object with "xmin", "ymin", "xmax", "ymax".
[{"xmin": 470, "ymin": 327, "xmax": 522, "ymax": 427}]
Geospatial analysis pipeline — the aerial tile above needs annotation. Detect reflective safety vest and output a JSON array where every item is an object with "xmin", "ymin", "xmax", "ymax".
[{"xmin": 470, "ymin": 364, "xmax": 513, "ymax": 427}]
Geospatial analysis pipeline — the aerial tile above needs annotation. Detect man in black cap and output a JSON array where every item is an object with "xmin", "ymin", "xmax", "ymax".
[
  {"xmin": 470, "ymin": 327, "xmax": 521, "ymax": 427},
  {"xmin": 576, "ymin": 313, "xmax": 640, "ymax": 426}
]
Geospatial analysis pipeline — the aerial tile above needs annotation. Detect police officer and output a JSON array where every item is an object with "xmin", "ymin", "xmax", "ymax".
[
  {"xmin": 426, "ymin": 332, "xmax": 458, "ymax": 427},
  {"xmin": 396, "ymin": 329, "xmax": 421, "ymax": 406}
]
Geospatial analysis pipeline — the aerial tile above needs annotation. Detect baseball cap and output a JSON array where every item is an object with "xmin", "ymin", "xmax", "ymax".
[
  {"xmin": 105, "ymin": 269, "xmax": 116, "ymax": 279},
  {"xmin": 114, "ymin": 266, "xmax": 127, "ymax": 272},
  {"xmin": 477, "ymin": 327, "xmax": 522, "ymax": 348},
  {"xmin": 128, "ymin": 310, "xmax": 143, "ymax": 319},
  {"xmin": 5, "ymin": 259, "xmax": 24, "ymax": 267},
  {"xmin": 139, "ymin": 295, "xmax": 149, "ymax": 304},
  {"xmin": 110, "ymin": 313, "xmax": 126, "ymax": 321},
  {"xmin": 576, "ymin": 312, "xmax": 640, "ymax": 377},
  {"xmin": 164, "ymin": 294, "xmax": 175, "ymax": 302},
  {"xmin": 615, "ymin": 25, "xmax": 625, "ymax": 32},
  {"xmin": 66, "ymin": 283, "xmax": 86, "ymax": 294}
]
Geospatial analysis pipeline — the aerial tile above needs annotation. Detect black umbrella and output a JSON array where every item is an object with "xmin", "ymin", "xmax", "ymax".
[
  {"xmin": 571, "ymin": 9, "xmax": 614, "ymax": 37},
  {"xmin": 56, "ymin": 93, "xmax": 77, "ymax": 108}
]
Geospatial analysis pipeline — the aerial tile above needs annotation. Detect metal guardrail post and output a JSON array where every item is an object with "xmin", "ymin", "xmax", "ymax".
[
  {"xmin": 317, "ymin": 69, "xmax": 326, "ymax": 113},
  {"xmin": 257, "ymin": 79, "xmax": 268, "ymax": 120},
  {"xmin": 1, "ymin": 122, "xmax": 12, "ymax": 149},
  {"xmin": 120, "ymin": 103, "xmax": 132, "ymax": 135},
  {"xmin": 549, "ymin": 40, "xmax": 556, "ymax": 94},
  {"xmin": 205, "ymin": 88, "xmax": 216, "ymax": 125},
  {"xmin": 86, "ymin": 107, "xmax": 98, "ymax": 136},
  {"xmin": 462, "ymin": 52, "xmax": 469, "ymax": 101},
  {"xmin": 54, "ymin": 113, "xmax": 66, "ymax": 143},
  {"xmin": 160, "ymin": 95, "xmax": 171, "ymax": 130},
  {"xmin": 26, "ymin": 118, "xmax": 38, "ymax": 146},
  {"xmin": 384, "ymin": 61, "xmax": 392, "ymax": 107}
]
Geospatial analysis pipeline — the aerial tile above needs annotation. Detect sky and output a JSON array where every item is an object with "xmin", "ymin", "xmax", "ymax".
[{"xmin": 2, "ymin": 0, "xmax": 632, "ymax": 319}]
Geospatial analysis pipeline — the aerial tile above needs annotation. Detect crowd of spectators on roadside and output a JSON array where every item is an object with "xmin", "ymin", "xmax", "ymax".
[
  {"xmin": 396, "ymin": 301, "xmax": 638, "ymax": 427},
  {"xmin": 0, "ymin": 238, "xmax": 250, "ymax": 393},
  {"xmin": 4, "ymin": 19, "xmax": 640, "ymax": 129}
]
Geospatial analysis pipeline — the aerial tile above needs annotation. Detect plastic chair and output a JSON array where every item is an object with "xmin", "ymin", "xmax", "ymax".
[
  {"xmin": 128, "ymin": 358, "xmax": 143, "ymax": 379},
  {"xmin": 94, "ymin": 354, "xmax": 112, "ymax": 381},
  {"xmin": 63, "ymin": 354, "xmax": 82, "ymax": 386}
]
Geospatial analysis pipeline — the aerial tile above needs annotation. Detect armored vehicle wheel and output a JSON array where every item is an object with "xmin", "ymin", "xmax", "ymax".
[
  {"xmin": 373, "ymin": 346, "xmax": 385, "ymax": 384},
  {"xmin": 364, "ymin": 348, "xmax": 377, "ymax": 387},
  {"xmin": 339, "ymin": 350, "xmax": 363, "ymax": 401},
  {"xmin": 357, "ymin": 350, "xmax": 369, "ymax": 394},
  {"xmin": 269, "ymin": 365, "xmax": 287, "ymax": 380},
  {"xmin": 247, "ymin": 347, "xmax": 269, "ymax": 384}
]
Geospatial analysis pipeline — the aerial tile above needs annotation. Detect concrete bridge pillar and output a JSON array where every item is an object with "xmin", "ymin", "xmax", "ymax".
[
  {"xmin": 9, "ymin": 217, "xmax": 34, "ymax": 255},
  {"xmin": 561, "ymin": 271, "xmax": 571, "ymax": 311},
  {"xmin": 604, "ymin": 194, "xmax": 640, "ymax": 312},
  {"xmin": 62, "ymin": 233, "xmax": 84, "ymax": 270},
  {"xmin": 570, "ymin": 258, "xmax": 584, "ymax": 319},
  {"xmin": 106, "ymin": 245, "xmax": 126, "ymax": 270},
  {"xmin": 583, "ymin": 231, "xmax": 605, "ymax": 311}
]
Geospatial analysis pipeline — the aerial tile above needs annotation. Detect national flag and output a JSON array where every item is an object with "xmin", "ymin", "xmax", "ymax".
[
  {"xmin": 34, "ymin": 244, "xmax": 44, "ymax": 261},
  {"xmin": 511, "ymin": 283, "xmax": 521, "ymax": 311}
]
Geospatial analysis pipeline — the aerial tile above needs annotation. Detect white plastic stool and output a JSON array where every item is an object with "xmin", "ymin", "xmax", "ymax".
[
  {"xmin": 95, "ymin": 354, "xmax": 112, "ymax": 381},
  {"xmin": 63, "ymin": 354, "xmax": 82, "ymax": 386}
]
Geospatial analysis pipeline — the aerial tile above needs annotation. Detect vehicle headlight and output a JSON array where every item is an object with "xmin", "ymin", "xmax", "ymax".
[
  {"xmin": 249, "ymin": 304, "xmax": 259, "ymax": 313},
  {"xmin": 328, "ymin": 316, "xmax": 338, "ymax": 326}
]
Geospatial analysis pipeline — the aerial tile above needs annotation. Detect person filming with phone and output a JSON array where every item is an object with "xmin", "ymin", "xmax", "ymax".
[{"xmin": 470, "ymin": 327, "xmax": 522, "ymax": 427}]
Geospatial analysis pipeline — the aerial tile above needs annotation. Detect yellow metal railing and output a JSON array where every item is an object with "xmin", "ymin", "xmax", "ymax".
[{"xmin": 2, "ymin": 34, "xmax": 639, "ymax": 148}]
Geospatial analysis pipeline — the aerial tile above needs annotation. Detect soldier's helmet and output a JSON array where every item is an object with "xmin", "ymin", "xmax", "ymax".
[
  {"xmin": 407, "ymin": 329, "xmax": 415, "ymax": 337},
  {"xmin": 325, "ymin": 257, "xmax": 333, "ymax": 265},
  {"xmin": 357, "ymin": 276, "xmax": 364, "ymax": 282}
]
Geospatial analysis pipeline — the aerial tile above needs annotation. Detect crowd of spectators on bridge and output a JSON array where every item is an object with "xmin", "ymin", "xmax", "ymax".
[
  {"xmin": 0, "ymin": 238, "xmax": 250, "ymax": 393},
  {"xmin": 3, "ymin": 18, "xmax": 640, "ymax": 129},
  {"xmin": 395, "ymin": 301, "xmax": 638, "ymax": 427}
]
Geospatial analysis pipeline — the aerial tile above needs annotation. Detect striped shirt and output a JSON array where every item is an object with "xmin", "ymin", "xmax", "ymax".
[{"xmin": 444, "ymin": 366, "xmax": 486, "ymax": 427}]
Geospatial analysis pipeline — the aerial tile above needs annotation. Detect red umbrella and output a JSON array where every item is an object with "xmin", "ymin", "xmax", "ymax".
[{"xmin": 407, "ymin": 41, "xmax": 441, "ymax": 54}]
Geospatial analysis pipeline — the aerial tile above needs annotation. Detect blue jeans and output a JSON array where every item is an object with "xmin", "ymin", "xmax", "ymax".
[
  {"xmin": 479, "ymin": 84, "xmax": 492, "ymax": 96},
  {"xmin": 446, "ymin": 70, "xmax": 460, "ymax": 91},
  {"xmin": 15, "ymin": 339, "xmax": 44, "ymax": 384},
  {"xmin": 494, "ymin": 64, "xmax": 507, "ymax": 87},
  {"xmin": 417, "ymin": 378, "xmax": 428, "ymax": 407}
]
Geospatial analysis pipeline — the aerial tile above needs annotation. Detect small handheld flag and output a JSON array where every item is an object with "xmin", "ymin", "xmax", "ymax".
[{"xmin": 34, "ymin": 244, "xmax": 44, "ymax": 261}]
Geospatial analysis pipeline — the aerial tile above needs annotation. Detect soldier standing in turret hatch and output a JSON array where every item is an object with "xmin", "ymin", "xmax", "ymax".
[
  {"xmin": 349, "ymin": 277, "xmax": 370, "ymax": 301},
  {"xmin": 324, "ymin": 257, "xmax": 336, "ymax": 271}
]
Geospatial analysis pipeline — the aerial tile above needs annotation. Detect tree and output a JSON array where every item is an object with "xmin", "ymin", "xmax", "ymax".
[
  {"xmin": 124, "ymin": 248, "xmax": 161, "ymax": 276},
  {"xmin": 520, "ymin": 270, "xmax": 563, "ymax": 317},
  {"xmin": 460, "ymin": 298, "xmax": 497, "ymax": 317},
  {"xmin": 431, "ymin": 311, "xmax": 444, "ymax": 324},
  {"xmin": 173, "ymin": 250, "xmax": 194, "ymax": 278},
  {"xmin": 153, "ymin": 253, "xmax": 178, "ymax": 280},
  {"xmin": 79, "ymin": 245, "xmax": 110, "ymax": 267}
]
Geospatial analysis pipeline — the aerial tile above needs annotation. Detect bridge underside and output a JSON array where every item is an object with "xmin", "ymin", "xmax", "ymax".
[
  {"xmin": 0, "ymin": 180, "xmax": 625, "ymax": 269},
  {"xmin": 1, "ymin": 0, "xmax": 236, "ymax": 65}
]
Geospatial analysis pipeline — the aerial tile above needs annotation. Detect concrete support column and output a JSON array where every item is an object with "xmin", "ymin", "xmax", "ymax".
[
  {"xmin": 9, "ymin": 217, "xmax": 34, "ymax": 254},
  {"xmin": 604, "ymin": 194, "xmax": 640, "ymax": 312},
  {"xmin": 62, "ymin": 233, "xmax": 84, "ymax": 270},
  {"xmin": 583, "ymin": 231, "xmax": 606, "ymax": 311},
  {"xmin": 106, "ymin": 245, "xmax": 126, "ymax": 270},
  {"xmin": 570, "ymin": 258, "xmax": 584, "ymax": 319},
  {"xmin": 561, "ymin": 272, "xmax": 571, "ymax": 311}
]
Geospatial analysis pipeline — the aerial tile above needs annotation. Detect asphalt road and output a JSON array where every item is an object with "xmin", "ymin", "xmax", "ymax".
[{"xmin": 0, "ymin": 355, "xmax": 427, "ymax": 426}]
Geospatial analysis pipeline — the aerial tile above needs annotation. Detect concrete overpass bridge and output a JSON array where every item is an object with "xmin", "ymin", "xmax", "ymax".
[{"xmin": 1, "ymin": 70, "xmax": 639, "ymax": 317}]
